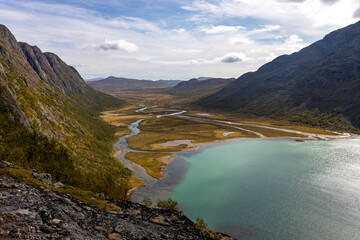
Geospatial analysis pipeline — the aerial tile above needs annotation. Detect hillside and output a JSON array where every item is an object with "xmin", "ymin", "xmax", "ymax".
[
  {"xmin": 196, "ymin": 21, "xmax": 360, "ymax": 132},
  {"xmin": 158, "ymin": 79, "xmax": 183, "ymax": 86},
  {"xmin": 168, "ymin": 78, "xmax": 236, "ymax": 98},
  {"xmin": 0, "ymin": 24, "xmax": 131, "ymax": 200},
  {"xmin": 87, "ymin": 76, "xmax": 171, "ymax": 92},
  {"xmin": 0, "ymin": 24, "xmax": 234, "ymax": 239}
]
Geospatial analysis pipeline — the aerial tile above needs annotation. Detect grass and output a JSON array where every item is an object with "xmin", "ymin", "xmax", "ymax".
[
  {"xmin": 126, "ymin": 116, "xmax": 256, "ymax": 151},
  {"xmin": 115, "ymin": 126, "xmax": 131, "ymax": 137},
  {"xmin": 0, "ymin": 81, "xmax": 132, "ymax": 200},
  {"xmin": 185, "ymin": 110, "xmax": 340, "ymax": 136},
  {"xmin": 125, "ymin": 152, "xmax": 173, "ymax": 179},
  {"xmin": 129, "ymin": 176, "xmax": 145, "ymax": 189}
]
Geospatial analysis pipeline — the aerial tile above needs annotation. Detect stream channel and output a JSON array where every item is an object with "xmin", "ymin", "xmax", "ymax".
[{"xmin": 113, "ymin": 107, "xmax": 191, "ymax": 201}]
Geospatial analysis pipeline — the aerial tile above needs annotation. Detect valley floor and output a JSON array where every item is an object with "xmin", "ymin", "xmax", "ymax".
[{"xmin": 100, "ymin": 91, "xmax": 353, "ymax": 192}]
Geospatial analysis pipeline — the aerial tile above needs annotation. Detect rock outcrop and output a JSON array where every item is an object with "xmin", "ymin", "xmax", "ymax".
[{"xmin": 0, "ymin": 173, "xmax": 233, "ymax": 240}]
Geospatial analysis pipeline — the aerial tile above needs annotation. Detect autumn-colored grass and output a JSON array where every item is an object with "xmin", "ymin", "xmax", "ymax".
[
  {"xmin": 126, "ymin": 116, "xmax": 256, "ymax": 151},
  {"xmin": 125, "ymin": 152, "xmax": 173, "ymax": 179},
  {"xmin": 184, "ymin": 110, "xmax": 338, "ymax": 136}
]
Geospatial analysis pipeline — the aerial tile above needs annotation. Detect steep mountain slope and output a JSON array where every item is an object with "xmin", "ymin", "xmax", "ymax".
[
  {"xmin": 196, "ymin": 21, "xmax": 360, "ymax": 132},
  {"xmin": 0, "ymin": 24, "xmax": 131, "ymax": 199},
  {"xmin": 87, "ymin": 76, "xmax": 171, "ymax": 92},
  {"xmin": 169, "ymin": 77, "xmax": 236, "ymax": 98}
]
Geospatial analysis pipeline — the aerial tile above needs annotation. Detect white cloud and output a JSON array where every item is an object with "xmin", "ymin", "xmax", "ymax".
[
  {"xmin": 173, "ymin": 48, "xmax": 202, "ymax": 53},
  {"xmin": 217, "ymin": 52, "xmax": 247, "ymax": 63},
  {"xmin": 200, "ymin": 25, "xmax": 246, "ymax": 34},
  {"xmin": 174, "ymin": 28, "xmax": 185, "ymax": 33},
  {"xmin": 286, "ymin": 34, "xmax": 303, "ymax": 44},
  {"xmin": 70, "ymin": 62, "xmax": 89, "ymax": 68},
  {"xmin": 182, "ymin": 0, "xmax": 360, "ymax": 35},
  {"xmin": 251, "ymin": 25, "xmax": 281, "ymax": 33},
  {"xmin": 1, "ymin": 0, "xmax": 358, "ymax": 80},
  {"xmin": 96, "ymin": 39, "xmax": 138, "ymax": 52},
  {"xmin": 106, "ymin": 17, "xmax": 160, "ymax": 32},
  {"xmin": 229, "ymin": 36, "xmax": 253, "ymax": 45}
]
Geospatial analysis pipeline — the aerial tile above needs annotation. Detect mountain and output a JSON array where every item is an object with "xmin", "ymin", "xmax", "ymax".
[
  {"xmin": 196, "ymin": 21, "xmax": 360, "ymax": 132},
  {"xmin": 196, "ymin": 77, "xmax": 214, "ymax": 81},
  {"xmin": 157, "ymin": 79, "xmax": 183, "ymax": 86},
  {"xmin": 169, "ymin": 77, "xmax": 236, "ymax": 98},
  {"xmin": 0, "ymin": 24, "xmax": 131, "ymax": 200},
  {"xmin": 87, "ymin": 76, "xmax": 171, "ymax": 92},
  {"xmin": 0, "ymin": 24, "xmax": 230, "ymax": 240},
  {"xmin": 86, "ymin": 77, "xmax": 104, "ymax": 81}
]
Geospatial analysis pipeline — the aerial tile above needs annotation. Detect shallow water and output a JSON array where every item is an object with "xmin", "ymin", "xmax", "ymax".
[{"xmin": 171, "ymin": 138, "xmax": 360, "ymax": 240}]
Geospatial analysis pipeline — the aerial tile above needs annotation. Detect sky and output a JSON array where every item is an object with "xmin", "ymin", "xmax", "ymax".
[{"xmin": 0, "ymin": 0, "xmax": 359, "ymax": 80}]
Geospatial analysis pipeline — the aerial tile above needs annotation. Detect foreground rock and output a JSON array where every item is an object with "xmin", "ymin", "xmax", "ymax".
[{"xmin": 0, "ymin": 175, "xmax": 233, "ymax": 239}]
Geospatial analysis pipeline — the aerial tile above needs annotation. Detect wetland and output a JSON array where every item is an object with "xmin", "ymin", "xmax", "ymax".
[{"xmin": 101, "ymin": 92, "xmax": 357, "ymax": 240}]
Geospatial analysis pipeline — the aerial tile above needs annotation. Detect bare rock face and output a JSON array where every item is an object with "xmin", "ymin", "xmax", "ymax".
[
  {"xmin": 0, "ymin": 24, "xmax": 87, "ymax": 97},
  {"xmin": 19, "ymin": 43, "xmax": 87, "ymax": 95},
  {"xmin": 0, "ymin": 24, "xmax": 92, "ymax": 137},
  {"xmin": 0, "ymin": 24, "xmax": 26, "ymax": 60},
  {"xmin": 0, "ymin": 174, "xmax": 234, "ymax": 240}
]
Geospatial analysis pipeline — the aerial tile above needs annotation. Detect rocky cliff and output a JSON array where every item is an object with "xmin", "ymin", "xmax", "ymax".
[
  {"xmin": 0, "ymin": 162, "xmax": 232, "ymax": 240},
  {"xmin": 0, "ymin": 24, "xmax": 101, "ymax": 137}
]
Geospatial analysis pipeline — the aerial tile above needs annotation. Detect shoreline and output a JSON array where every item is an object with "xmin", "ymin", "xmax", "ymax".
[
  {"xmin": 107, "ymin": 107, "xmax": 358, "ymax": 199},
  {"xmin": 129, "ymin": 133, "xmax": 359, "ymax": 202}
]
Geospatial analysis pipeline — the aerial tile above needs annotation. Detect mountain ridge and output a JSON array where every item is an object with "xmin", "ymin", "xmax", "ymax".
[
  {"xmin": 0, "ymin": 23, "xmax": 132, "ymax": 201},
  {"xmin": 87, "ymin": 76, "xmax": 172, "ymax": 92},
  {"xmin": 168, "ymin": 77, "xmax": 236, "ymax": 98},
  {"xmin": 195, "ymin": 21, "xmax": 360, "ymax": 132}
]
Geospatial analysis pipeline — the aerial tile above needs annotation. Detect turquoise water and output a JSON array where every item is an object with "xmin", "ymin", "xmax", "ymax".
[{"xmin": 172, "ymin": 138, "xmax": 360, "ymax": 240}]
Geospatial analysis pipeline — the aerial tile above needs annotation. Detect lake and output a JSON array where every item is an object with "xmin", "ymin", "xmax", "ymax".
[{"xmin": 171, "ymin": 138, "xmax": 360, "ymax": 240}]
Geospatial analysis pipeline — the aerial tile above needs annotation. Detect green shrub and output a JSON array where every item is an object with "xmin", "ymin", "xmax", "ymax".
[
  {"xmin": 156, "ymin": 198, "xmax": 182, "ymax": 213},
  {"xmin": 142, "ymin": 197, "xmax": 153, "ymax": 207},
  {"xmin": 195, "ymin": 217, "xmax": 208, "ymax": 230}
]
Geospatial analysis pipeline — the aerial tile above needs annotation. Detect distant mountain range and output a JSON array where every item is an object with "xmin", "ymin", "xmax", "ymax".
[
  {"xmin": 168, "ymin": 78, "xmax": 236, "ymax": 98},
  {"xmin": 86, "ymin": 76, "xmax": 181, "ymax": 92},
  {"xmin": 196, "ymin": 77, "xmax": 214, "ymax": 81},
  {"xmin": 87, "ymin": 76, "xmax": 234, "ymax": 100},
  {"xmin": 85, "ymin": 77, "xmax": 103, "ymax": 81},
  {"xmin": 196, "ymin": 21, "xmax": 360, "ymax": 132}
]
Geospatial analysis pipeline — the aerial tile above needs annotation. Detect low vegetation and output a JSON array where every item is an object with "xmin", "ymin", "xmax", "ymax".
[
  {"xmin": 0, "ymin": 163, "xmax": 121, "ymax": 211},
  {"xmin": 0, "ymin": 79, "xmax": 133, "ymax": 200},
  {"xmin": 156, "ymin": 198, "xmax": 182, "ymax": 213},
  {"xmin": 125, "ymin": 152, "xmax": 171, "ymax": 179},
  {"xmin": 195, "ymin": 217, "xmax": 209, "ymax": 230},
  {"xmin": 127, "ymin": 116, "xmax": 255, "ymax": 151},
  {"xmin": 142, "ymin": 196, "xmax": 153, "ymax": 207}
]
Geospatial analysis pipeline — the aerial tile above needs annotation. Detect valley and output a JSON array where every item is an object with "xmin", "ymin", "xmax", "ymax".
[
  {"xmin": 99, "ymin": 90, "xmax": 352, "ymax": 194},
  {"xmin": 2, "ymin": 6, "xmax": 360, "ymax": 238}
]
